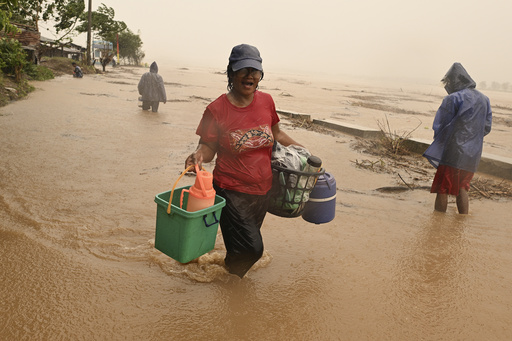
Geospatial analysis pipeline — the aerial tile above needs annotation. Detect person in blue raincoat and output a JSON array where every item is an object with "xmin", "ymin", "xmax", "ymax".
[
  {"xmin": 72, "ymin": 62, "xmax": 83, "ymax": 78},
  {"xmin": 138, "ymin": 61, "xmax": 167, "ymax": 113},
  {"xmin": 423, "ymin": 62, "xmax": 492, "ymax": 214}
]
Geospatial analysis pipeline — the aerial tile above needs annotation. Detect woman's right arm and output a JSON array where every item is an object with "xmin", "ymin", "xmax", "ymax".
[{"xmin": 185, "ymin": 141, "xmax": 217, "ymax": 170}]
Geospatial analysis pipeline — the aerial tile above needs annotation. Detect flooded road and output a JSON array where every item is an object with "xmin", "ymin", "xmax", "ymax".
[{"xmin": 1, "ymin": 66, "xmax": 511, "ymax": 340}]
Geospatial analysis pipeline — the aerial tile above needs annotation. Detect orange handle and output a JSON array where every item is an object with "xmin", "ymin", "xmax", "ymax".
[
  {"xmin": 180, "ymin": 188, "xmax": 190, "ymax": 209},
  {"xmin": 167, "ymin": 164, "xmax": 206, "ymax": 214},
  {"xmin": 195, "ymin": 164, "xmax": 208, "ymax": 197}
]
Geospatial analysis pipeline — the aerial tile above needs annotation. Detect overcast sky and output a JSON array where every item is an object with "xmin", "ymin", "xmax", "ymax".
[{"xmin": 42, "ymin": 0, "xmax": 512, "ymax": 83}]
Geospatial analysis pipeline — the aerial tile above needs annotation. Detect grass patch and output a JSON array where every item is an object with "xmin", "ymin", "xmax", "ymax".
[
  {"xmin": 1, "ymin": 57, "xmax": 100, "ymax": 108},
  {"xmin": 0, "ymin": 73, "xmax": 34, "ymax": 106}
]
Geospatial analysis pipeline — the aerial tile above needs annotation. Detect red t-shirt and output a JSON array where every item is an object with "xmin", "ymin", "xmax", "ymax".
[{"xmin": 196, "ymin": 91, "xmax": 280, "ymax": 195}]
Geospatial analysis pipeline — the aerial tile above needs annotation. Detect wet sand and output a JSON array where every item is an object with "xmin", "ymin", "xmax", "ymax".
[{"xmin": 1, "ymin": 65, "xmax": 512, "ymax": 340}]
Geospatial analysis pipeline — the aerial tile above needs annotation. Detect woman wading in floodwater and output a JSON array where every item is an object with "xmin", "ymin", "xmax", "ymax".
[{"xmin": 185, "ymin": 44, "xmax": 303, "ymax": 278}]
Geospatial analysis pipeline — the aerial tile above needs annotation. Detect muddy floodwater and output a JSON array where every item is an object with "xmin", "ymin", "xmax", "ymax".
[{"xmin": 1, "ymin": 66, "xmax": 512, "ymax": 340}]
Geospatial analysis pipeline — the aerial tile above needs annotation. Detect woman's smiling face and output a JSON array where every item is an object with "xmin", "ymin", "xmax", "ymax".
[{"xmin": 232, "ymin": 67, "xmax": 262, "ymax": 96}]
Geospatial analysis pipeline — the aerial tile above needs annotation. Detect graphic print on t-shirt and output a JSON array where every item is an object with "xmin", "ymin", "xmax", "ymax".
[{"xmin": 229, "ymin": 124, "xmax": 274, "ymax": 153}]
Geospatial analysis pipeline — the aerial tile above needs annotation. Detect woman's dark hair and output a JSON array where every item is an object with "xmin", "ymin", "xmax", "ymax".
[{"xmin": 226, "ymin": 64, "xmax": 264, "ymax": 91}]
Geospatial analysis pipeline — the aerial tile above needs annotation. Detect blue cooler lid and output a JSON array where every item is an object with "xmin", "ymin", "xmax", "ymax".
[{"xmin": 310, "ymin": 172, "xmax": 336, "ymax": 198}]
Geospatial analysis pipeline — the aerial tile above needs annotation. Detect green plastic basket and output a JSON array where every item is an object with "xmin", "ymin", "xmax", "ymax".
[{"xmin": 154, "ymin": 186, "xmax": 226, "ymax": 263}]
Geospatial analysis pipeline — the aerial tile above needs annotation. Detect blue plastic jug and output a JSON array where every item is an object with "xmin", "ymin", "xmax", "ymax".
[{"xmin": 302, "ymin": 172, "xmax": 336, "ymax": 224}]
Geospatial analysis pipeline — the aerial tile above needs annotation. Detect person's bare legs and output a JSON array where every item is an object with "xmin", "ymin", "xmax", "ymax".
[
  {"xmin": 456, "ymin": 188, "xmax": 469, "ymax": 214},
  {"xmin": 435, "ymin": 193, "xmax": 448, "ymax": 212}
]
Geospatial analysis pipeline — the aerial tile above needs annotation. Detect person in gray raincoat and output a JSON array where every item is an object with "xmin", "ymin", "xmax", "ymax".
[
  {"xmin": 138, "ymin": 61, "xmax": 167, "ymax": 112},
  {"xmin": 423, "ymin": 62, "xmax": 492, "ymax": 214}
]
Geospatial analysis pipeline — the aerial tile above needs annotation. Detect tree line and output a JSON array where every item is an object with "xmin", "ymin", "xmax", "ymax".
[{"xmin": 1, "ymin": 0, "xmax": 144, "ymax": 66}]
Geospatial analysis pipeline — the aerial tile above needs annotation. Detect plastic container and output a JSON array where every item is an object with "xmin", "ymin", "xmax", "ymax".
[
  {"xmin": 302, "ymin": 172, "xmax": 336, "ymax": 224},
  {"xmin": 298, "ymin": 155, "xmax": 322, "ymax": 189},
  {"xmin": 154, "ymin": 186, "xmax": 226, "ymax": 263},
  {"xmin": 267, "ymin": 164, "xmax": 325, "ymax": 218},
  {"xmin": 180, "ymin": 167, "xmax": 215, "ymax": 212}
]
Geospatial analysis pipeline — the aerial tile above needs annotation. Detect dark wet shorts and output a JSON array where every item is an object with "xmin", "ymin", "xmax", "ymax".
[
  {"xmin": 213, "ymin": 184, "xmax": 270, "ymax": 278},
  {"xmin": 431, "ymin": 165, "xmax": 474, "ymax": 196}
]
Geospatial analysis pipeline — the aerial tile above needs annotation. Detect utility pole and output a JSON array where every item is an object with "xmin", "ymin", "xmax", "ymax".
[{"xmin": 86, "ymin": 0, "xmax": 92, "ymax": 65}]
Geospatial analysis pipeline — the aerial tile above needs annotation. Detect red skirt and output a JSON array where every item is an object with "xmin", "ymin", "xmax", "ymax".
[{"xmin": 431, "ymin": 165, "xmax": 474, "ymax": 196}]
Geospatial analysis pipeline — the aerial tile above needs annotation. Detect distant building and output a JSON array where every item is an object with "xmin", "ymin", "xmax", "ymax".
[
  {"xmin": 1, "ymin": 23, "xmax": 40, "ymax": 63},
  {"xmin": 39, "ymin": 36, "xmax": 86, "ymax": 61},
  {"xmin": 0, "ymin": 22, "xmax": 86, "ymax": 63},
  {"xmin": 93, "ymin": 40, "xmax": 113, "ymax": 59}
]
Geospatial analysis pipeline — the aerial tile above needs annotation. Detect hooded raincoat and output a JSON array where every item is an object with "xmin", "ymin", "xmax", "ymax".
[
  {"xmin": 138, "ymin": 62, "xmax": 167, "ymax": 103},
  {"xmin": 423, "ymin": 63, "xmax": 492, "ymax": 173}
]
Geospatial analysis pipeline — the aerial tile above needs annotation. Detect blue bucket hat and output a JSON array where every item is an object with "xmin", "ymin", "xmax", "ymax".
[{"xmin": 229, "ymin": 44, "xmax": 263, "ymax": 72}]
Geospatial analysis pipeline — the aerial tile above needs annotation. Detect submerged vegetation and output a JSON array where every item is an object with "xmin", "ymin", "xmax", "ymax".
[
  {"xmin": 376, "ymin": 115, "xmax": 422, "ymax": 155},
  {"xmin": 0, "ymin": 72, "xmax": 34, "ymax": 107}
]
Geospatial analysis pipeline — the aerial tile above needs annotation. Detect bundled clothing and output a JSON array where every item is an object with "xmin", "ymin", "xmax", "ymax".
[
  {"xmin": 423, "ymin": 63, "xmax": 492, "ymax": 173},
  {"xmin": 138, "ymin": 62, "xmax": 167, "ymax": 112}
]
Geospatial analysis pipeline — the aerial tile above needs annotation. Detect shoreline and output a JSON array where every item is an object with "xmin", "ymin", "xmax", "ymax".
[
  {"xmin": 277, "ymin": 109, "xmax": 512, "ymax": 180},
  {"xmin": 4, "ymin": 63, "xmax": 512, "ymax": 181}
]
